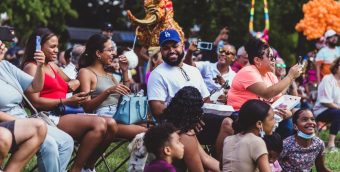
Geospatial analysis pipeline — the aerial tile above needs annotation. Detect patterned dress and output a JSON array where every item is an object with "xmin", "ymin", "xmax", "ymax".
[{"xmin": 279, "ymin": 135, "xmax": 324, "ymax": 172}]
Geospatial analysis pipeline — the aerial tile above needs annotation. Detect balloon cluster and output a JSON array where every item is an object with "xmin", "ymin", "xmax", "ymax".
[{"xmin": 295, "ymin": 0, "xmax": 340, "ymax": 40}]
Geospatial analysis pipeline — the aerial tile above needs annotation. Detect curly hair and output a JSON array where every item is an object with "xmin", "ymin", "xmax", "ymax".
[
  {"xmin": 143, "ymin": 123, "xmax": 177, "ymax": 158},
  {"xmin": 161, "ymin": 86, "xmax": 203, "ymax": 133},
  {"xmin": 330, "ymin": 57, "xmax": 340, "ymax": 75}
]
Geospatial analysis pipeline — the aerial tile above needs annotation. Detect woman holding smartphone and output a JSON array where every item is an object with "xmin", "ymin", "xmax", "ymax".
[{"xmin": 22, "ymin": 29, "xmax": 118, "ymax": 172}]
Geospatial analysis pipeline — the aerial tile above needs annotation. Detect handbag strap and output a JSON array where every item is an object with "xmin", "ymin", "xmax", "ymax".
[{"xmin": 0, "ymin": 74, "xmax": 39, "ymax": 114}]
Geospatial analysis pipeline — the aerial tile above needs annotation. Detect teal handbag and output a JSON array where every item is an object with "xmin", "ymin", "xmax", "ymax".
[{"xmin": 113, "ymin": 94, "xmax": 149, "ymax": 124}]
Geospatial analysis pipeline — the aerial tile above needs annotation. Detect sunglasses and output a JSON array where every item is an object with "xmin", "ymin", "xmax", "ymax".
[
  {"xmin": 219, "ymin": 49, "xmax": 235, "ymax": 56},
  {"xmin": 275, "ymin": 63, "xmax": 286, "ymax": 68}
]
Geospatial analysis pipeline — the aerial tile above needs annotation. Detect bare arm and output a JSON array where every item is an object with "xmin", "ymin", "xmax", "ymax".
[
  {"xmin": 198, "ymin": 140, "xmax": 220, "ymax": 172},
  {"xmin": 180, "ymin": 133, "xmax": 205, "ymax": 172},
  {"xmin": 0, "ymin": 112, "xmax": 17, "ymax": 122},
  {"xmin": 23, "ymin": 63, "xmax": 87, "ymax": 110},
  {"xmin": 316, "ymin": 63, "xmax": 321, "ymax": 84},
  {"xmin": 315, "ymin": 151, "xmax": 332, "ymax": 172},
  {"xmin": 184, "ymin": 42, "xmax": 198, "ymax": 66},
  {"xmin": 78, "ymin": 68, "xmax": 130, "ymax": 112},
  {"xmin": 247, "ymin": 76, "xmax": 293, "ymax": 100},
  {"xmin": 21, "ymin": 51, "xmax": 46, "ymax": 93},
  {"xmin": 51, "ymin": 63, "xmax": 80, "ymax": 92},
  {"xmin": 256, "ymin": 154, "xmax": 271, "ymax": 172},
  {"xmin": 321, "ymin": 102, "xmax": 340, "ymax": 109},
  {"xmin": 247, "ymin": 64, "xmax": 301, "ymax": 100},
  {"xmin": 149, "ymin": 100, "xmax": 166, "ymax": 120}
]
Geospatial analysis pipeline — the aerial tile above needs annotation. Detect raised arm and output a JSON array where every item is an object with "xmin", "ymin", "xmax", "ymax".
[
  {"xmin": 184, "ymin": 42, "xmax": 198, "ymax": 67},
  {"xmin": 23, "ymin": 63, "xmax": 87, "ymax": 110},
  {"xmin": 247, "ymin": 64, "xmax": 301, "ymax": 100}
]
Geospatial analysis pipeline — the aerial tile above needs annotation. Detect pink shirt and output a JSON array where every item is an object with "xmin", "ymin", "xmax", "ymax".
[
  {"xmin": 227, "ymin": 65, "xmax": 279, "ymax": 111},
  {"xmin": 270, "ymin": 160, "xmax": 282, "ymax": 172}
]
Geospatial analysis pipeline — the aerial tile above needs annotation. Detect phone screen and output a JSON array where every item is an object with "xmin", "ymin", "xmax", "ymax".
[
  {"xmin": 35, "ymin": 36, "xmax": 41, "ymax": 51},
  {"xmin": 197, "ymin": 42, "xmax": 213, "ymax": 50}
]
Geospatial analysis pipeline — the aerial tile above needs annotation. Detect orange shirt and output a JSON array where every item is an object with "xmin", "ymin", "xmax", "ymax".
[{"xmin": 227, "ymin": 65, "xmax": 279, "ymax": 111}]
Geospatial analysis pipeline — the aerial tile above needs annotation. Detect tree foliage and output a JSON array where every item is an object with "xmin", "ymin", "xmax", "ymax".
[
  {"xmin": 169, "ymin": 0, "xmax": 312, "ymax": 65},
  {"xmin": 0, "ymin": 0, "xmax": 77, "ymax": 44}
]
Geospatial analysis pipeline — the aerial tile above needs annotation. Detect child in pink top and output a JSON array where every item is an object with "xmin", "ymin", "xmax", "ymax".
[{"xmin": 263, "ymin": 133, "xmax": 283, "ymax": 172}]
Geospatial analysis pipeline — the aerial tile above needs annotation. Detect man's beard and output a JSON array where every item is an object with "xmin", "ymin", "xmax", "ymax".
[
  {"xmin": 328, "ymin": 42, "xmax": 337, "ymax": 48},
  {"xmin": 163, "ymin": 52, "xmax": 185, "ymax": 66}
]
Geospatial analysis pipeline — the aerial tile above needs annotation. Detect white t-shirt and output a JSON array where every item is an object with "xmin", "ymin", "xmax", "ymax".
[
  {"xmin": 147, "ymin": 63, "xmax": 209, "ymax": 105},
  {"xmin": 313, "ymin": 74, "xmax": 340, "ymax": 116},
  {"xmin": 315, "ymin": 46, "xmax": 340, "ymax": 64},
  {"xmin": 195, "ymin": 61, "xmax": 236, "ymax": 92}
]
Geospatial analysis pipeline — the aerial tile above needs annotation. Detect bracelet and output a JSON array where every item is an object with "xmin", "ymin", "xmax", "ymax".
[{"xmin": 123, "ymin": 80, "xmax": 129, "ymax": 82}]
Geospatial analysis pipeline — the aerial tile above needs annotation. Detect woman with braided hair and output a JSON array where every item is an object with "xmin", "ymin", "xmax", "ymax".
[{"xmin": 161, "ymin": 86, "xmax": 220, "ymax": 172}]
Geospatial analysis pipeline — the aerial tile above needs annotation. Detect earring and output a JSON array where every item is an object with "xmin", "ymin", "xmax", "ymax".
[{"xmin": 259, "ymin": 127, "xmax": 265, "ymax": 138}]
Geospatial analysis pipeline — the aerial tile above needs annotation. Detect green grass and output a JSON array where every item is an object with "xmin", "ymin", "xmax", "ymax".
[
  {"xmin": 21, "ymin": 142, "xmax": 130, "ymax": 172},
  {"xmin": 6, "ymin": 130, "xmax": 340, "ymax": 172},
  {"xmin": 311, "ymin": 130, "xmax": 340, "ymax": 172}
]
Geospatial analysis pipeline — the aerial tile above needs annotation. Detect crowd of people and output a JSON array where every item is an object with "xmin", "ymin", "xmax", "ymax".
[{"xmin": 0, "ymin": 21, "xmax": 339, "ymax": 172}]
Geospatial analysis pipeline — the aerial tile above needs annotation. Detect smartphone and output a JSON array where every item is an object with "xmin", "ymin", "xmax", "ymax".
[
  {"xmin": 197, "ymin": 41, "xmax": 213, "ymax": 50},
  {"xmin": 0, "ymin": 26, "xmax": 15, "ymax": 42},
  {"xmin": 35, "ymin": 36, "xmax": 41, "ymax": 51}
]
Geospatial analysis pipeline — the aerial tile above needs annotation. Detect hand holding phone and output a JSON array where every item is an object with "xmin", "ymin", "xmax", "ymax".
[{"xmin": 197, "ymin": 41, "xmax": 213, "ymax": 50}]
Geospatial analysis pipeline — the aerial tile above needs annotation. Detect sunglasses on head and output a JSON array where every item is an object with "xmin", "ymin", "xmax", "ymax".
[
  {"xmin": 219, "ymin": 49, "xmax": 235, "ymax": 56},
  {"xmin": 275, "ymin": 63, "xmax": 286, "ymax": 68}
]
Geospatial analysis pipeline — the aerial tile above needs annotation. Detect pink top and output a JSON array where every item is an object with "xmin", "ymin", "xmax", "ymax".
[
  {"xmin": 270, "ymin": 160, "xmax": 282, "ymax": 172},
  {"xmin": 227, "ymin": 65, "xmax": 280, "ymax": 111}
]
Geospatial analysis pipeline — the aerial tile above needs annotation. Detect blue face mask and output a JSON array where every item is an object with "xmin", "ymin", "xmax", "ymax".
[{"xmin": 297, "ymin": 130, "xmax": 315, "ymax": 139}]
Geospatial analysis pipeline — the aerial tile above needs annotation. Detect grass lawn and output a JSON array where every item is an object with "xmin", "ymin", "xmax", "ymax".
[{"xmin": 15, "ymin": 130, "xmax": 340, "ymax": 171}]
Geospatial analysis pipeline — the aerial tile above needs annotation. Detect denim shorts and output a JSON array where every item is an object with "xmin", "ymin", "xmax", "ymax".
[{"xmin": 95, "ymin": 105, "xmax": 118, "ymax": 118}]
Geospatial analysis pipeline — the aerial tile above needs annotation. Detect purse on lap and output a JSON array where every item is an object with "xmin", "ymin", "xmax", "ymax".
[{"xmin": 113, "ymin": 91, "xmax": 150, "ymax": 125}]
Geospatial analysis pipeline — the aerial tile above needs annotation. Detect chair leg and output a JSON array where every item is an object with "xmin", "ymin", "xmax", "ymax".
[{"xmin": 100, "ymin": 155, "xmax": 111, "ymax": 172}]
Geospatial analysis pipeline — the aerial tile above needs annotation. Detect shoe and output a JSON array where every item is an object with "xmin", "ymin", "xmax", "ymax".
[
  {"xmin": 81, "ymin": 168, "xmax": 96, "ymax": 172},
  {"xmin": 327, "ymin": 146, "xmax": 339, "ymax": 153}
]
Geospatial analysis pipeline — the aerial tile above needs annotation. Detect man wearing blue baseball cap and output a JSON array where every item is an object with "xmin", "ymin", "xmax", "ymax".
[{"xmin": 147, "ymin": 29, "xmax": 233, "ymax": 170}]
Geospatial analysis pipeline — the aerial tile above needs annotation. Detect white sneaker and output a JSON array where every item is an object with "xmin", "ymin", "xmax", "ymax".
[{"xmin": 81, "ymin": 168, "xmax": 96, "ymax": 172}]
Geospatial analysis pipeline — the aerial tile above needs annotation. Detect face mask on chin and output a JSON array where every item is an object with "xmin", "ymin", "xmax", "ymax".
[{"xmin": 297, "ymin": 130, "xmax": 315, "ymax": 139}]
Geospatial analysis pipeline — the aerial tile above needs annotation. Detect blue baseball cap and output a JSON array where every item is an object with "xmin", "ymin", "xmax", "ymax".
[{"xmin": 159, "ymin": 29, "xmax": 181, "ymax": 46}]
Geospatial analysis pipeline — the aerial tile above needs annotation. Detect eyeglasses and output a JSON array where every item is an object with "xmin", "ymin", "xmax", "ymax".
[
  {"xmin": 268, "ymin": 55, "xmax": 276, "ymax": 62},
  {"xmin": 275, "ymin": 63, "xmax": 286, "ymax": 68},
  {"xmin": 179, "ymin": 67, "xmax": 190, "ymax": 81},
  {"xmin": 102, "ymin": 48, "xmax": 115, "ymax": 52},
  {"xmin": 219, "ymin": 49, "xmax": 235, "ymax": 56}
]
